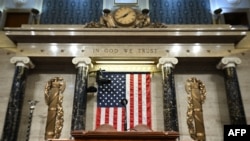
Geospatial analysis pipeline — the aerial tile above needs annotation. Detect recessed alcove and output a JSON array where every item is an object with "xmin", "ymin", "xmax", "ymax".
[
  {"xmin": 221, "ymin": 8, "xmax": 250, "ymax": 29},
  {"xmin": 28, "ymin": 56, "xmax": 222, "ymax": 75},
  {"xmin": 224, "ymin": 12, "xmax": 249, "ymax": 26},
  {"xmin": 29, "ymin": 57, "xmax": 75, "ymax": 74},
  {"xmin": 0, "ymin": 9, "xmax": 32, "ymax": 29}
]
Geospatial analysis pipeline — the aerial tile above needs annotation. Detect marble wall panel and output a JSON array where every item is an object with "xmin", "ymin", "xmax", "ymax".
[
  {"xmin": 0, "ymin": 55, "xmax": 15, "ymax": 137},
  {"xmin": 18, "ymin": 73, "xmax": 75, "ymax": 140},
  {"xmin": 175, "ymin": 74, "xmax": 227, "ymax": 141},
  {"xmin": 150, "ymin": 73, "xmax": 164, "ymax": 131}
]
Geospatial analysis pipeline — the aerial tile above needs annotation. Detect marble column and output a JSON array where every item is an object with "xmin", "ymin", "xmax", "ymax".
[
  {"xmin": 71, "ymin": 57, "xmax": 92, "ymax": 131},
  {"xmin": 217, "ymin": 57, "xmax": 246, "ymax": 125},
  {"xmin": 1, "ymin": 57, "xmax": 34, "ymax": 141},
  {"xmin": 158, "ymin": 57, "xmax": 179, "ymax": 131}
]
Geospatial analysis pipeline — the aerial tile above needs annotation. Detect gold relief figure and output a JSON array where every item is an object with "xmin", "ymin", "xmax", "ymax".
[
  {"xmin": 185, "ymin": 77, "xmax": 206, "ymax": 141},
  {"xmin": 135, "ymin": 9, "xmax": 150, "ymax": 28},
  {"xmin": 44, "ymin": 77, "xmax": 66, "ymax": 140},
  {"xmin": 85, "ymin": 8, "xmax": 167, "ymax": 28},
  {"xmin": 100, "ymin": 9, "xmax": 117, "ymax": 28}
]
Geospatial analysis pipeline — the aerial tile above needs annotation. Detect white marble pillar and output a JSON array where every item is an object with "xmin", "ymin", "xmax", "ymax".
[
  {"xmin": 71, "ymin": 57, "xmax": 92, "ymax": 131},
  {"xmin": 1, "ymin": 57, "xmax": 34, "ymax": 141},
  {"xmin": 217, "ymin": 57, "xmax": 246, "ymax": 125},
  {"xmin": 158, "ymin": 57, "xmax": 179, "ymax": 131}
]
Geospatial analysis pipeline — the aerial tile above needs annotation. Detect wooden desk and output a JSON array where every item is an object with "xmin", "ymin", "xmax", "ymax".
[{"xmin": 51, "ymin": 130, "xmax": 179, "ymax": 141}]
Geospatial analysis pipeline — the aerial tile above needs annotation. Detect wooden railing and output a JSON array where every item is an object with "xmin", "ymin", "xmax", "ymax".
[{"xmin": 49, "ymin": 130, "xmax": 179, "ymax": 141}]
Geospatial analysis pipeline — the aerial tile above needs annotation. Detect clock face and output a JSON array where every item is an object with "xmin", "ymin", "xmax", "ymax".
[{"xmin": 114, "ymin": 7, "xmax": 137, "ymax": 26}]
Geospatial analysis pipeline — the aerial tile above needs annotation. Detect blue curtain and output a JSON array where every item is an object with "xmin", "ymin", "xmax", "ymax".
[
  {"xmin": 149, "ymin": 0, "xmax": 212, "ymax": 24},
  {"xmin": 40, "ymin": 0, "xmax": 212, "ymax": 24},
  {"xmin": 40, "ymin": 0, "xmax": 103, "ymax": 24}
]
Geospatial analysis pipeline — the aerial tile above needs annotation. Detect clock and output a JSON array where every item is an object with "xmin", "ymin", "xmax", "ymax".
[{"xmin": 114, "ymin": 7, "xmax": 137, "ymax": 26}]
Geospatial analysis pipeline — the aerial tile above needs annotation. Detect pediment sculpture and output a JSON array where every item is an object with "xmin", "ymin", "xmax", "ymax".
[{"xmin": 84, "ymin": 7, "xmax": 167, "ymax": 28}]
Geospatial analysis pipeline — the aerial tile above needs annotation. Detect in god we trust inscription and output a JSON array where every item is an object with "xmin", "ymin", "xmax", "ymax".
[{"xmin": 90, "ymin": 48, "xmax": 159, "ymax": 57}]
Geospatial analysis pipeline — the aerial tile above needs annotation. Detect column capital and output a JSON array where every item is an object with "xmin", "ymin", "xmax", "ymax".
[
  {"xmin": 10, "ymin": 57, "xmax": 35, "ymax": 69},
  {"xmin": 216, "ymin": 57, "xmax": 241, "ymax": 69},
  {"xmin": 157, "ymin": 57, "xmax": 178, "ymax": 68},
  {"xmin": 72, "ymin": 57, "xmax": 92, "ymax": 68}
]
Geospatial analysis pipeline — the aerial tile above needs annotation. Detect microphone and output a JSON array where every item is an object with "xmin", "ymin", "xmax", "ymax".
[
  {"xmin": 96, "ymin": 69, "xmax": 111, "ymax": 85},
  {"xmin": 121, "ymin": 98, "xmax": 128, "ymax": 106},
  {"xmin": 121, "ymin": 98, "xmax": 128, "ymax": 131}
]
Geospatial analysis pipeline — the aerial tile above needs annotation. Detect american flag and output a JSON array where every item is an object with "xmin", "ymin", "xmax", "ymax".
[{"xmin": 95, "ymin": 72, "xmax": 151, "ymax": 131}]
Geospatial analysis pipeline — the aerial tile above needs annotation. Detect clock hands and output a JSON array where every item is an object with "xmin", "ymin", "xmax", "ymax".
[
  {"xmin": 117, "ymin": 11, "xmax": 133, "ymax": 19},
  {"xmin": 122, "ymin": 13, "xmax": 129, "ymax": 18}
]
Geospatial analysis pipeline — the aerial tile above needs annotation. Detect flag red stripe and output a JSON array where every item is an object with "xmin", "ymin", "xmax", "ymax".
[
  {"xmin": 96, "ymin": 107, "xmax": 101, "ymax": 128},
  {"xmin": 122, "ymin": 108, "xmax": 125, "ymax": 131},
  {"xmin": 129, "ymin": 74, "xmax": 134, "ymax": 129},
  {"xmin": 105, "ymin": 108, "xmax": 109, "ymax": 124},
  {"xmin": 113, "ymin": 108, "xmax": 117, "ymax": 129},
  {"xmin": 146, "ymin": 74, "xmax": 152, "ymax": 128}
]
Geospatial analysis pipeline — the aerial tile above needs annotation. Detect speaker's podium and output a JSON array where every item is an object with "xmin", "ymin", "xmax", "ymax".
[{"xmin": 49, "ymin": 124, "xmax": 179, "ymax": 141}]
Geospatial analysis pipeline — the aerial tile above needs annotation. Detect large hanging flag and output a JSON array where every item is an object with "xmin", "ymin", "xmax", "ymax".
[{"xmin": 95, "ymin": 72, "xmax": 151, "ymax": 131}]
